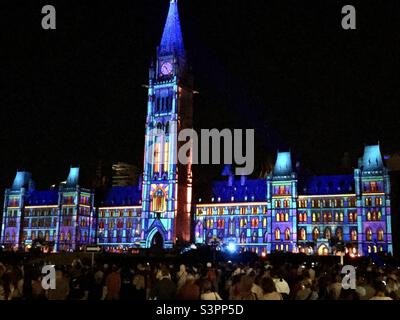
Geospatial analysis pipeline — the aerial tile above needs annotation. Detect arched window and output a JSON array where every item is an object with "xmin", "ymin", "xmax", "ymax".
[
  {"xmin": 252, "ymin": 231, "xmax": 258, "ymax": 243},
  {"xmin": 312, "ymin": 227, "xmax": 319, "ymax": 241},
  {"xmin": 335, "ymin": 227, "xmax": 343, "ymax": 241},
  {"xmin": 276, "ymin": 214, "xmax": 280, "ymax": 222},
  {"xmin": 262, "ymin": 218, "xmax": 267, "ymax": 228},
  {"xmin": 298, "ymin": 213, "xmax": 303, "ymax": 222},
  {"xmin": 377, "ymin": 211, "xmax": 382, "ymax": 220},
  {"xmin": 152, "ymin": 189, "xmax": 166, "ymax": 213},
  {"xmin": 275, "ymin": 228, "xmax": 281, "ymax": 240},
  {"xmin": 67, "ymin": 232, "xmax": 72, "ymax": 241},
  {"xmin": 263, "ymin": 231, "xmax": 268, "ymax": 243},
  {"xmin": 195, "ymin": 221, "xmax": 203, "ymax": 240},
  {"xmin": 377, "ymin": 229, "xmax": 384, "ymax": 241},
  {"xmin": 229, "ymin": 218, "xmax": 235, "ymax": 235},
  {"xmin": 324, "ymin": 227, "xmax": 331, "ymax": 240},
  {"xmin": 340, "ymin": 212, "xmax": 344, "ymax": 222},
  {"xmin": 240, "ymin": 232, "xmax": 246, "ymax": 243},
  {"xmin": 285, "ymin": 213, "xmax": 289, "ymax": 222},
  {"xmin": 351, "ymin": 229, "xmax": 357, "ymax": 241},
  {"xmin": 285, "ymin": 228, "xmax": 291, "ymax": 241},
  {"xmin": 372, "ymin": 211, "xmax": 377, "ymax": 221},
  {"xmin": 366, "ymin": 228, "xmax": 372, "ymax": 241},
  {"xmin": 299, "ymin": 228, "xmax": 306, "ymax": 241},
  {"xmin": 348, "ymin": 212, "xmax": 353, "ymax": 222},
  {"xmin": 367, "ymin": 211, "xmax": 371, "ymax": 221}
]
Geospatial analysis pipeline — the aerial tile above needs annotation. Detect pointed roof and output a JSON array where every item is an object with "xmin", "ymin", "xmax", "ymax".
[
  {"xmin": 362, "ymin": 144, "xmax": 384, "ymax": 171},
  {"xmin": 273, "ymin": 152, "xmax": 293, "ymax": 176},
  {"xmin": 159, "ymin": 0, "xmax": 185, "ymax": 57},
  {"xmin": 66, "ymin": 167, "xmax": 80, "ymax": 187},
  {"xmin": 11, "ymin": 171, "xmax": 33, "ymax": 191}
]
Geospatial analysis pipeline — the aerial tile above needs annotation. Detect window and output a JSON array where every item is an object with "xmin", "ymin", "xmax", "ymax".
[
  {"xmin": 367, "ymin": 211, "xmax": 371, "ymax": 221},
  {"xmin": 276, "ymin": 200, "xmax": 281, "ymax": 208},
  {"xmin": 299, "ymin": 228, "xmax": 306, "ymax": 241},
  {"xmin": 153, "ymin": 138, "xmax": 161, "ymax": 173},
  {"xmin": 377, "ymin": 229, "xmax": 384, "ymax": 241},
  {"xmin": 275, "ymin": 228, "xmax": 281, "ymax": 240},
  {"xmin": 324, "ymin": 227, "xmax": 331, "ymax": 240},
  {"xmin": 276, "ymin": 213, "xmax": 280, "ymax": 222},
  {"xmin": 152, "ymin": 189, "xmax": 166, "ymax": 213},
  {"xmin": 229, "ymin": 219, "xmax": 235, "ymax": 235},
  {"xmin": 283, "ymin": 200, "xmax": 289, "ymax": 208},
  {"xmin": 335, "ymin": 227, "xmax": 343, "ymax": 241},
  {"xmin": 351, "ymin": 229, "xmax": 357, "ymax": 241},
  {"xmin": 251, "ymin": 218, "xmax": 259, "ymax": 228},
  {"xmin": 240, "ymin": 207, "xmax": 246, "ymax": 215},
  {"xmin": 262, "ymin": 218, "xmax": 267, "ymax": 228},
  {"xmin": 375, "ymin": 197, "xmax": 382, "ymax": 206},
  {"xmin": 370, "ymin": 182, "xmax": 377, "ymax": 192},
  {"xmin": 365, "ymin": 198, "xmax": 372, "ymax": 206},
  {"xmin": 163, "ymin": 141, "xmax": 170, "ymax": 171},
  {"xmin": 366, "ymin": 228, "xmax": 372, "ymax": 241},
  {"xmin": 252, "ymin": 231, "xmax": 258, "ymax": 243},
  {"xmin": 285, "ymin": 228, "xmax": 291, "ymax": 241},
  {"xmin": 240, "ymin": 232, "xmax": 246, "ymax": 243},
  {"xmin": 348, "ymin": 212, "xmax": 353, "ymax": 222},
  {"xmin": 285, "ymin": 213, "xmax": 289, "ymax": 222}
]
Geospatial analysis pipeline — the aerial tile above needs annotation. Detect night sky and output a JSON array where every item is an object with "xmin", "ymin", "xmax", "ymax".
[{"xmin": 1, "ymin": 0, "xmax": 399, "ymax": 193}]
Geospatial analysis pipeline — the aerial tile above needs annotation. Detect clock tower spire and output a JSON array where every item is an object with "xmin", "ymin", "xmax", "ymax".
[{"xmin": 141, "ymin": 0, "xmax": 193, "ymax": 248}]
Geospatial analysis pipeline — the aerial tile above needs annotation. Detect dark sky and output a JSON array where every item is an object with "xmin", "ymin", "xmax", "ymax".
[{"xmin": 1, "ymin": 0, "xmax": 400, "ymax": 192}]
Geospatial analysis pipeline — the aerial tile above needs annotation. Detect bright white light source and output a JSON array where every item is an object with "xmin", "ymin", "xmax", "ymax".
[{"xmin": 227, "ymin": 242, "xmax": 236, "ymax": 253}]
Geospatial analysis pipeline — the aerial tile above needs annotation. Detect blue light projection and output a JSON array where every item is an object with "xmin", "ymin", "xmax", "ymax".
[{"xmin": 159, "ymin": 0, "xmax": 185, "ymax": 56}]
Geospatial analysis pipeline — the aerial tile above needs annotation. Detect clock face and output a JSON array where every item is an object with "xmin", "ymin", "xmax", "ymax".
[{"xmin": 161, "ymin": 62, "xmax": 173, "ymax": 75}]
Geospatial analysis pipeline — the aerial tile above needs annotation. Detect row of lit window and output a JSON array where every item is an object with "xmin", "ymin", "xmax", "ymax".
[
  {"xmin": 98, "ymin": 219, "xmax": 140, "ymax": 230},
  {"xmin": 198, "ymin": 207, "xmax": 265, "ymax": 216},
  {"xmin": 24, "ymin": 209, "xmax": 56, "ymax": 217},
  {"xmin": 99, "ymin": 210, "xmax": 140, "ymax": 218},
  {"xmin": 24, "ymin": 218, "xmax": 56, "ymax": 228},
  {"xmin": 98, "ymin": 229, "xmax": 142, "ymax": 238},
  {"xmin": 366, "ymin": 211, "xmax": 382, "ymax": 221},
  {"xmin": 298, "ymin": 198, "xmax": 354, "ymax": 208},
  {"xmin": 365, "ymin": 197, "xmax": 383, "ymax": 207}
]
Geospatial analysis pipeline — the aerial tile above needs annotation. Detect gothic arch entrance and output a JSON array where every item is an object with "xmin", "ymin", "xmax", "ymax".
[{"xmin": 151, "ymin": 231, "xmax": 164, "ymax": 249}]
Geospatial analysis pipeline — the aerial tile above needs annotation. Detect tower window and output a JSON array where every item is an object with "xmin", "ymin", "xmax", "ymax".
[{"xmin": 152, "ymin": 189, "xmax": 166, "ymax": 213}]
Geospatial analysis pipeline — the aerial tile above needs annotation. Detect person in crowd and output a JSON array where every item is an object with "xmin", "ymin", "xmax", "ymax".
[
  {"xmin": 104, "ymin": 264, "xmax": 121, "ymax": 300},
  {"xmin": 176, "ymin": 274, "xmax": 200, "ymax": 300},
  {"xmin": 150, "ymin": 268, "xmax": 176, "ymax": 300},
  {"xmin": 176, "ymin": 264, "xmax": 188, "ymax": 290},
  {"xmin": 370, "ymin": 280, "xmax": 393, "ymax": 300},
  {"xmin": 131, "ymin": 271, "xmax": 146, "ymax": 300},
  {"xmin": 48, "ymin": 269, "xmax": 69, "ymax": 300},
  {"xmin": 327, "ymin": 274, "xmax": 342, "ymax": 300},
  {"xmin": 231, "ymin": 275, "xmax": 258, "ymax": 300},
  {"xmin": 261, "ymin": 277, "xmax": 282, "ymax": 300},
  {"xmin": 200, "ymin": 279, "xmax": 222, "ymax": 300}
]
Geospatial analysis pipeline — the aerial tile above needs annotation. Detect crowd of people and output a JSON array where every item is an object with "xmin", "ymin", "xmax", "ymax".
[{"xmin": 0, "ymin": 255, "xmax": 399, "ymax": 300}]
